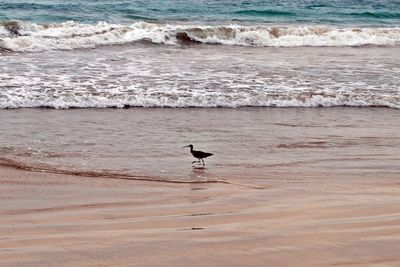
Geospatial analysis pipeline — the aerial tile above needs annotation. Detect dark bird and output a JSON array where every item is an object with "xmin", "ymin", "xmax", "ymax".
[{"xmin": 183, "ymin": 144, "xmax": 213, "ymax": 167}]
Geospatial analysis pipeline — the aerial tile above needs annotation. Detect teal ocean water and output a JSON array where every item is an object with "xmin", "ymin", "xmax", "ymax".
[{"xmin": 1, "ymin": 0, "xmax": 400, "ymax": 25}]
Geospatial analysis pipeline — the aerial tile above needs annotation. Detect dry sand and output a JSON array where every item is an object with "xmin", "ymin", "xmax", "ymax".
[{"xmin": 1, "ymin": 165, "xmax": 400, "ymax": 267}]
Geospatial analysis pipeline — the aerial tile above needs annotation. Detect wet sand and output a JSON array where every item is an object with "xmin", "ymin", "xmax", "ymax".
[
  {"xmin": 1, "ymin": 165, "xmax": 400, "ymax": 267},
  {"xmin": 1, "ymin": 107, "xmax": 400, "ymax": 266}
]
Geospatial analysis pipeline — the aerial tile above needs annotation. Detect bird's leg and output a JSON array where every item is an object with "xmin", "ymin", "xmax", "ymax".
[
  {"xmin": 201, "ymin": 158, "xmax": 205, "ymax": 167},
  {"xmin": 192, "ymin": 159, "xmax": 201, "ymax": 164}
]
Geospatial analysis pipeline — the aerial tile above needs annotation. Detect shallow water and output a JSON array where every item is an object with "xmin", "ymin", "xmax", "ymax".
[
  {"xmin": 0, "ymin": 107, "xmax": 399, "ymax": 181},
  {"xmin": 1, "ymin": 45, "xmax": 399, "ymax": 109}
]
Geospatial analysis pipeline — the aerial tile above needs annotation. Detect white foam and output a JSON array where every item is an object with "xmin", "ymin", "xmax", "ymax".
[
  {"xmin": 1, "ymin": 21, "xmax": 400, "ymax": 52},
  {"xmin": 1, "ymin": 85, "xmax": 399, "ymax": 109}
]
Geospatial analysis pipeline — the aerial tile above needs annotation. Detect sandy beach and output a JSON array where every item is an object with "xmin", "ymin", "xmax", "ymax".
[
  {"xmin": 1, "ymin": 160, "xmax": 400, "ymax": 266},
  {"xmin": 2, "ymin": 0, "xmax": 400, "ymax": 265},
  {"xmin": 1, "ymin": 107, "xmax": 399, "ymax": 266}
]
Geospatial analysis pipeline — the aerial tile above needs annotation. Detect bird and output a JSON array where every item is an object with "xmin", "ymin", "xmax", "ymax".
[{"xmin": 183, "ymin": 144, "xmax": 213, "ymax": 167}]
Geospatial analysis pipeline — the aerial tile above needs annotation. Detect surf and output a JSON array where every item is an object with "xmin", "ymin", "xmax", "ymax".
[{"xmin": 1, "ymin": 20, "xmax": 400, "ymax": 52}]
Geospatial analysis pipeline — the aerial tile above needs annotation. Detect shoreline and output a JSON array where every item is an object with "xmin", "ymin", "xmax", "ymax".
[
  {"xmin": 0, "ymin": 156, "xmax": 266, "ymax": 190},
  {"xmin": 1, "ymin": 164, "xmax": 400, "ymax": 266}
]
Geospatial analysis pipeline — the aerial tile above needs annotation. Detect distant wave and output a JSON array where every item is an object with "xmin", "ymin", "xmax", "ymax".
[
  {"xmin": 233, "ymin": 9, "xmax": 296, "ymax": 17},
  {"xmin": 345, "ymin": 11, "xmax": 400, "ymax": 19},
  {"xmin": 1, "ymin": 20, "xmax": 400, "ymax": 52}
]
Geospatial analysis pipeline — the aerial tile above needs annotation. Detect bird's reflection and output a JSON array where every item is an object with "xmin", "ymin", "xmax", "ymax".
[
  {"xmin": 188, "ymin": 168, "xmax": 207, "ymax": 193},
  {"xmin": 189, "ymin": 166, "xmax": 206, "ymax": 178}
]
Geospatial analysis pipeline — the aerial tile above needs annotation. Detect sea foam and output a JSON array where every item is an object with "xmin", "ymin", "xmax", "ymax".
[
  {"xmin": 1, "ymin": 20, "xmax": 400, "ymax": 52},
  {"xmin": 1, "ymin": 84, "xmax": 399, "ymax": 109}
]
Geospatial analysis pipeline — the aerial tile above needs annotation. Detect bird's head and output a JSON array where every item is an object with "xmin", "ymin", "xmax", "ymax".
[{"xmin": 182, "ymin": 144, "xmax": 193, "ymax": 149}]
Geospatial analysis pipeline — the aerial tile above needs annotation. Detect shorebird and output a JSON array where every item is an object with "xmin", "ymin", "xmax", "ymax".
[{"xmin": 183, "ymin": 144, "xmax": 213, "ymax": 167}]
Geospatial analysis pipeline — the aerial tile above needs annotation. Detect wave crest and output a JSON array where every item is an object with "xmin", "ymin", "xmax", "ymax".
[
  {"xmin": 1, "ymin": 20, "xmax": 400, "ymax": 52},
  {"xmin": 1, "ymin": 89, "xmax": 399, "ymax": 109}
]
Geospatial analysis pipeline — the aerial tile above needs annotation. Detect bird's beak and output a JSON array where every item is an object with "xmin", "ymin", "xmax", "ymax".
[{"xmin": 182, "ymin": 145, "xmax": 189, "ymax": 148}]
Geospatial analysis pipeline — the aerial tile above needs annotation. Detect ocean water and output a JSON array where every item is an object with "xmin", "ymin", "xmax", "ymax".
[
  {"xmin": 0, "ymin": 1, "xmax": 399, "ymax": 178},
  {"xmin": 0, "ymin": 0, "xmax": 400, "ymax": 109},
  {"xmin": 1, "ymin": 0, "xmax": 400, "ymax": 25}
]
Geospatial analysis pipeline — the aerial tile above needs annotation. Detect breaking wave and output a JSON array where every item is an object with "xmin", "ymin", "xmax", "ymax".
[
  {"xmin": 1, "ymin": 20, "xmax": 400, "ymax": 52},
  {"xmin": 1, "ymin": 90, "xmax": 399, "ymax": 109}
]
